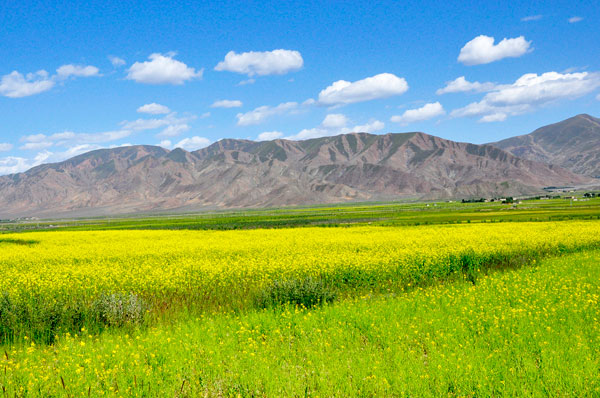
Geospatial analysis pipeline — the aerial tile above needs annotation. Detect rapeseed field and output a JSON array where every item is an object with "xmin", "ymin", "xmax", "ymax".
[
  {"xmin": 0, "ymin": 247, "xmax": 598, "ymax": 396},
  {"xmin": 1, "ymin": 221, "xmax": 600, "ymax": 342}
]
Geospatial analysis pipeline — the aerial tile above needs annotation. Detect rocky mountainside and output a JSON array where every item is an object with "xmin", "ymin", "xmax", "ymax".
[
  {"xmin": 0, "ymin": 131, "xmax": 591, "ymax": 218},
  {"xmin": 492, "ymin": 114, "xmax": 600, "ymax": 178}
]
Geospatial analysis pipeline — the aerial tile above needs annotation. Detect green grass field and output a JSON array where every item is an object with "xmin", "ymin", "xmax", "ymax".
[{"xmin": 2, "ymin": 195, "xmax": 600, "ymax": 232}]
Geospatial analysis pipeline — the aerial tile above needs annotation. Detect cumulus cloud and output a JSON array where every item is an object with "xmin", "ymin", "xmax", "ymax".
[
  {"xmin": 56, "ymin": 64, "xmax": 100, "ymax": 79},
  {"xmin": 211, "ymin": 99, "xmax": 243, "ymax": 108},
  {"xmin": 108, "ymin": 56, "xmax": 126, "ymax": 67},
  {"xmin": 322, "ymin": 114, "xmax": 349, "ymax": 128},
  {"xmin": 436, "ymin": 76, "xmax": 496, "ymax": 95},
  {"xmin": 215, "ymin": 49, "xmax": 303, "ymax": 76},
  {"xmin": 159, "ymin": 140, "xmax": 172, "ymax": 148},
  {"xmin": 568, "ymin": 16, "xmax": 583, "ymax": 23},
  {"xmin": 157, "ymin": 124, "xmax": 190, "ymax": 137},
  {"xmin": 391, "ymin": 102, "xmax": 446, "ymax": 124},
  {"xmin": 19, "ymin": 126, "xmax": 137, "ymax": 152},
  {"xmin": 317, "ymin": 73, "xmax": 408, "ymax": 106},
  {"xmin": 1, "ymin": 63, "xmax": 100, "ymax": 98},
  {"xmin": 236, "ymin": 102, "xmax": 300, "ymax": 126},
  {"xmin": 480, "ymin": 113, "xmax": 508, "ymax": 123},
  {"xmin": 0, "ymin": 156, "xmax": 33, "ymax": 175},
  {"xmin": 257, "ymin": 131, "xmax": 284, "ymax": 141},
  {"xmin": 174, "ymin": 136, "xmax": 211, "ymax": 151},
  {"xmin": 521, "ymin": 15, "xmax": 542, "ymax": 22},
  {"xmin": 20, "ymin": 141, "xmax": 53, "ymax": 150},
  {"xmin": 127, "ymin": 53, "xmax": 203, "ymax": 84},
  {"xmin": 0, "ymin": 70, "xmax": 55, "ymax": 98},
  {"xmin": 286, "ymin": 114, "xmax": 385, "ymax": 140},
  {"xmin": 0, "ymin": 143, "xmax": 12, "ymax": 152},
  {"xmin": 120, "ymin": 112, "xmax": 195, "ymax": 135},
  {"xmin": 451, "ymin": 71, "xmax": 600, "ymax": 122},
  {"xmin": 458, "ymin": 35, "xmax": 532, "ymax": 65},
  {"xmin": 137, "ymin": 103, "xmax": 171, "ymax": 115},
  {"xmin": 0, "ymin": 145, "xmax": 101, "ymax": 175}
]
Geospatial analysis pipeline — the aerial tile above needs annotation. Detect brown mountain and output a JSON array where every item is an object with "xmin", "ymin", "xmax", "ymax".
[
  {"xmin": 0, "ymin": 131, "xmax": 591, "ymax": 218},
  {"xmin": 492, "ymin": 114, "xmax": 600, "ymax": 178}
]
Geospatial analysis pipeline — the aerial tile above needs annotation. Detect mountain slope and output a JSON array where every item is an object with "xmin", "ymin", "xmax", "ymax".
[
  {"xmin": 492, "ymin": 114, "xmax": 600, "ymax": 178},
  {"xmin": 0, "ymin": 131, "xmax": 591, "ymax": 218}
]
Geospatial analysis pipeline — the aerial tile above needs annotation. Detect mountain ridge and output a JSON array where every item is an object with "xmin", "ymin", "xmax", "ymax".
[
  {"xmin": 0, "ymin": 125, "xmax": 595, "ymax": 218},
  {"xmin": 491, "ymin": 114, "xmax": 600, "ymax": 178}
]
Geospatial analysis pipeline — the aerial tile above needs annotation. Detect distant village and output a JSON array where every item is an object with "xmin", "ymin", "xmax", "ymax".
[{"xmin": 460, "ymin": 191, "xmax": 598, "ymax": 204}]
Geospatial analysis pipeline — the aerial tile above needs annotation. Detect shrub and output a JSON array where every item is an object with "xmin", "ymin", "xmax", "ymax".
[
  {"xmin": 255, "ymin": 277, "xmax": 336, "ymax": 308},
  {"xmin": 91, "ymin": 292, "xmax": 148, "ymax": 327}
]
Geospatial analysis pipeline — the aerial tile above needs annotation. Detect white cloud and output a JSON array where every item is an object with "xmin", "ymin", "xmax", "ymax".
[
  {"xmin": 20, "ymin": 141, "xmax": 53, "ymax": 150},
  {"xmin": 108, "ymin": 56, "xmax": 126, "ymax": 67},
  {"xmin": 238, "ymin": 78, "xmax": 255, "ymax": 86},
  {"xmin": 0, "ymin": 143, "xmax": 12, "ymax": 151},
  {"xmin": 21, "ymin": 129, "xmax": 133, "ymax": 148},
  {"xmin": 21, "ymin": 134, "xmax": 48, "ymax": 143},
  {"xmin": 0, "ymin": 151, "xmax": 61, "ymax": 175},
  {"xmin": 56, "ymin": 64, "xmax": 100, "ymax": 79},
  {"xmin": 120, "ymin": 113, "xmax": 195, "ymax": 133},
  {"xmin": 286, "ymin": 114, "xmax": 384, "ymax": 140},
  {"xmin": 120, "ymin": 118, "xmax": 167, "ymax": 131},
  {"xmin": 159, "ymin": 140, "xmax": 172, "ymax": 148},
  {"xmin": 257, "ymin": 131, "xmax": 284, "ymax": 141},
  {"xmin": 597, "ymin": 93, "xmax": 600, "ymax": 101},
  {"xmin": 0, "ymin": 156, "xmax": 31, "ymax": 175},
  {"xmin": 479, "ymin": 112, "xmax": 508, "ymax": 123},
  {"xmin": 211, "ymin": 99, "xmax": 243, "ymax": 108},
  {"xmin": 157, "ymin": 124, "xmax": 190, "ymax": 137},
  {"xmin": 521, "ymin": 15, "xmax": 542, "ymax": 22},
  {"xmin": 317, "ymin": 73, "xmax": 408, "ymax": 106},
  {"xmin": 451, "ymin": 71, "xmax": 600, "ymax": 122},
  {"xmin": 236, "ymin": 102, "xmax": 299, "ymax": 126},
  {"xmin": 0, "ymin": 70, "xmax": 55, "ymax": 98},
  {"xmin": 17, "ymin": 111, "xmax": 197, "ymax": 155},
  {"xmin": 479, "ymin": 113, "xmax": 508, "ymax": 123},
  {"xmin": 64, "ymin": 130, "xmax": 133, "ymax": 144},
  {"xmin": 1, "ymin": 63, "xmax": 100, "ymax": 98},
  {"xmin": 322, "ymin": 114, "xmax": 349, "ymax": 128},
  {"xmin": 484, "ymin": 72, "xmax": 600, "ymax": 104},
  {"xmin": 215, "ymin": 49, "xmax": 303, "ymax": 76},
  {"xmin": 436, "ymin": 76, "xmax": 496, "ymax": 95},
  {"xmin": 568, "ymin": 16, "xmax": 583, "ymax": 23},
  {"xmin": 458, "ymin": 35, "xmax": 532, "ymax": 65},
  {"xmin": 137, "ymin": 103, "xmax": 171, "ymax": 115},
  {"xmin": 174, "ymin": 136, "xmax": 211, "ymax": 151},
  {"xmin": 352, "ymin": 120, "xmax": 385, "ymax": 134},
  {"xmin": 127, "ymin": 53, "xmax": 203, "ymax": 84},
  {"xmin": 391, "ymin": 102, "xmax": 446, "ymax": 124}
]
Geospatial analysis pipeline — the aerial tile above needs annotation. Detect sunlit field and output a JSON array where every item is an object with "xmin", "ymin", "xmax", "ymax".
[
  {"xmin": 1, "ymin": 209, "xmax": 600, "ymax": 396},
  {"xmin": 1, "ymin": 248, "xmax": 598, "ymax": 396}
]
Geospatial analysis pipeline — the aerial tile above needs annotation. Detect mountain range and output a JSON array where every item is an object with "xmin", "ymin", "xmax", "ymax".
[
  {"xmin": 0, "ymin": 114, "xmax": 598, "ymax": 218},
  {"xmin": 493, "ymin": 114, "xmax": 600, "ymax": 178}
]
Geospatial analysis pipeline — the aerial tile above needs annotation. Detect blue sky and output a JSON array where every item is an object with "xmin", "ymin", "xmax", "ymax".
[{"xmin": 1, "ymin": 0, "xmax": 599, "ymax": 174}]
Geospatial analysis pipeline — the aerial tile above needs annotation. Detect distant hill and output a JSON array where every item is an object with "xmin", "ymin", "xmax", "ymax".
[
  {"xmin": 0, "ymin": 130, "xmax": 590, "ymax": 218},
  {"xmin": 492, "ymin": 114, "xmax": 600, "ymax": 178}
]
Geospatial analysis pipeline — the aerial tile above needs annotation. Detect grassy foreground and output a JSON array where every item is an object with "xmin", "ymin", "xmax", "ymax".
[{"xmin": 1, "ymin": 250, "xmax": 599, "ymax": 396}]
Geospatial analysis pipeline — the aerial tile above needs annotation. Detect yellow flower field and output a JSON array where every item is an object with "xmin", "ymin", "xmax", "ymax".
[{"xmin": 1, "ymin": 221, "xmax": 600, "ymax": 303}]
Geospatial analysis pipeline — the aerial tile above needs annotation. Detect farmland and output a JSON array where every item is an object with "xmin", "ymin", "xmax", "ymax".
[{"xmin": 0, "ymin": 199, "xmax": 599, "ymax": 396}]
